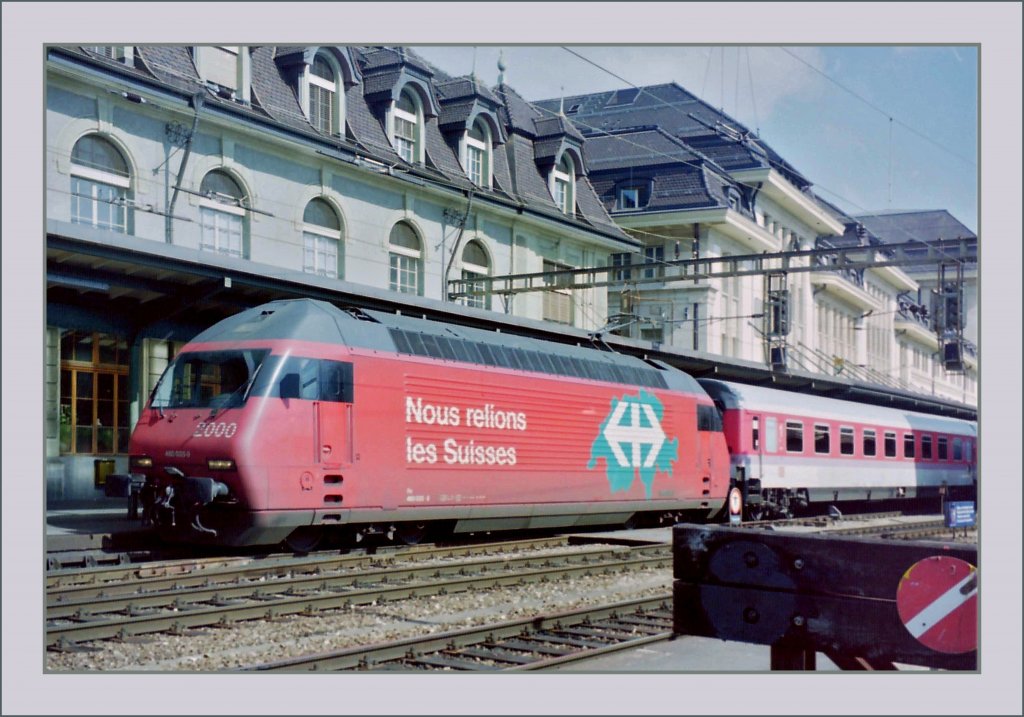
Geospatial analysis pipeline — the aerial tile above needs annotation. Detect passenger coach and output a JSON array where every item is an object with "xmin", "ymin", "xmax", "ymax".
[{"xmin": 699, "ymin": 379, "xmax": 977, "ymax": 520}]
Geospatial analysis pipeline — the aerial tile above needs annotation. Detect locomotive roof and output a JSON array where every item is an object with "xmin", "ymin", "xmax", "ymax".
[
  {"xmin": 189, "ymin": 299, "xmax": 709, "ymax": 396},
  {"xmin": 699, "ymin": 379, "xmax": 976, "ymax": 434}
]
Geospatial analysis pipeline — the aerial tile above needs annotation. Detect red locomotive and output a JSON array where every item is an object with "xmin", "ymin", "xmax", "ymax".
[
  {"xmin": 109, "ymin": 299, "xmax": 977, "ymax": 548},
  {"xmin": 112, "ymin": 299, "xmax": 733, "ymax": 548}
]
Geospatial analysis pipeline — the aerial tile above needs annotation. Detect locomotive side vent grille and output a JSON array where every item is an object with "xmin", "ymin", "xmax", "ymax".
[
  {"xmin": 387, "ymin": 328, "xmax": 668, "ymax": 389},
  {"xmin": 324, "ymin": 475, "xmax": 343, "ymax": 485},
  {"xmin": 324, "ymin": 494, "xmax": 344, "ymax": 504}
]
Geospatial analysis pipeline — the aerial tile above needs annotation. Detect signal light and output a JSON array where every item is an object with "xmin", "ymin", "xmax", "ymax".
[
  {"xmin": 130, "ymin": 455, "xmax": 153, "ymax": 469},
  {"xmin": 207, "ymin": 459, "xmax": 236, "ymax": 471}
]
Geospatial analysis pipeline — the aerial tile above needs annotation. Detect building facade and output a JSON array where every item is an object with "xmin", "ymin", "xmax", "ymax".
[
  {"xmin": 534, "ymin": 84, "xmax": 978, "ymax": 405},
  {"xmin": 45, "ymin": 45, "xmax": 638, "ymax": 502}
]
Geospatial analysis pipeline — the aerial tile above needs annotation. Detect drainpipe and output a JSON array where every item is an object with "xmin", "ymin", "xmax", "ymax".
[{"xmin": 166, "ymin": 92, "xmax": 205, "ymax": 244}]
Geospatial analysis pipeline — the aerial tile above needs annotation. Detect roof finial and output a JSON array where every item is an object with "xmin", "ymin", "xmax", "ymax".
[
  {"xmin": 559, "ymin": 86, "xmax": 565, "ymax": 117},
  {"xmin": 471, "ymin": 46, "xmax": 477, "ymax": 82},
  {"xmin": 497, "ymin": 49, "xmax": 507, "ymax": 85}
]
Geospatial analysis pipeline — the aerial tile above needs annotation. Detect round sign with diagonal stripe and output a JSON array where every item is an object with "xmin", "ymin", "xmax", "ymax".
[{"xmin": 896, "ymin": 555, "xmax": 978, "ymax": 654}]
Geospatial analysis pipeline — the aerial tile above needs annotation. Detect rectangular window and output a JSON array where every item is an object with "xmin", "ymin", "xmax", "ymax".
[
  {"xmin": 60, "ymin": 331, "xmax": 130, "ymax": 455},
  {"xmin": 394, "ymin": 115, "xmax": 416, "ymax": 163},
  {"xmin": 303, "ymin": 232, "xmax": 339, "ymax": 278},
  {"xmin": 310, "ymin": 84, "xmax": 333, "ymax": 134},
  {"xmin": 389, "ymin": 253, "xmax": 420, "ymax": 295},
  {"xmin": 751, "ymin": 415, "xmax": 760, "ymax": 451},
  {"xmin": 542, "ymin": 260, "xmax": 574, "ymax": 325},
  {"xmin": 467, "ymin": 144, "xmax": 485, "ymax": 186},
  {"xmin": 461, "ymin": 269, "xmax": 488, "ymax": 309},
  {"xmin": 610, "ymin": 253, "xmax": 632, "ymax": 281},
  {"xmin": 904, "ymin": 433, "xmax": 916, "ymax": 458},
  {"xmin": 953, "ymin": 438, "xmax": 963, "ymax": 461},
  {"xmin": 840, "ymin": 426, "xmax": 854, "ymax": 455},
  {"xmin": 643, "ymin": 246, "xmax": 665, "ymax": 279},
  {"xmin": 863, "ymin": 429, "xmax": 876, "ymax": 456},
  {"xmin": 965, "ymin": 439, "xmax": 972, "ymax": 463},
  {"xmin": 618, "ymin": 187, "xmax": 639, "ymax": 210},
  {"xmin": 921, "ymin": 434, "xmax": 933, "ymax": 459},
  {"xmin": 764, "ymin": 416, "xmax": 778, "ymax": 453},
  {"xmin": 71, "ymin": 177, "xmax": 127, "ymax": 232},
  {"xmin": 938, "ymin": 436, "xmax": 949, "ymax": 460},
  {"xmin": 884, "ymin": 431, "xmax": 897, "ymax": 458},
  {"xmin": 200, "ymin": 207, "xmax": 243, "ymax": 257},
  {"xmin": 197, "ymin": 45, "xmax": 239, "ymax": 90},
  {"xmin": 786, "ymin": 421, "xmax": 803, "ymax": 453},
  {"xmin": 814, "ymin": 424, "xmax": 831, "ymax": 454}
]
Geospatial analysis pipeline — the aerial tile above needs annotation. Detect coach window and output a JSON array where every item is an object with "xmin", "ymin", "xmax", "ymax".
[
  {"xmin": 751, "ymin": 416, "xmax": 760, "ymax": 450},
  {"xmin": 70, "ymin": 134, "xmax": 131, "ymax": 233},
  {"xmin": 785, "ymin": 421, "xmax": 803, "ymax": 453},
  {"xmin": 862, "ymin": 428, "xmax": 877, "ymax": 456},
  {"xmin": 199, "ymin": 170, "xmax": 247, "ymax": 258},
  {"xmin": 389, "ymin": 221, "xmax": 423, "ymax": 295},
  {"xmin": 921, "ymin": 434, "xmax": 933, "ymax": 460},
  {"xmin": 952, "ymin": 438, "xmax": 963, "ymax": 461},
  {"xmin": 903, "ymin": 433, "xmax": 916, "ymax": 459},
  {"xmin": 964, "ymin": 439, "xmax": 972, "ymax": 463},
  {"xmin": 840, "ymin": 427, "xmax": 854, "ymax": 456},
  {"xmin": 884, "ymin": 431, "xmax": 897, "ymax": 458},
  {"xmin": 303, "ymin": 198, "xmax": 343, "ymax": 279},
  {"xmin": 814, "ymin": 424, "xmax": 831, "ymax": 455},
  {"xmin": 937, "ymin": 436, "xmax": 949, "ymax": 460},
  {"xmin": 461, "ymin": 240, "xmax": 490, "ymax": 309},
  {"xmin": 59, "ymin": 331, "xmax": 130, "ymax": 455}
]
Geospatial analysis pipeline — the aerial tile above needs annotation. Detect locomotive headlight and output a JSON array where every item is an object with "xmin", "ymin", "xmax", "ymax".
[
  {"xmin": 130, "ymin": 455, "xmax": 153, "ymax": 469},
  {"xmin": 207, "ymin": 458, "xmax": 236, "ymax": 471}
]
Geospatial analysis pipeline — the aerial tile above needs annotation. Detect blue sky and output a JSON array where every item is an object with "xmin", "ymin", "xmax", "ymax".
[{"xmin": 411, "ymin": 44, "xmax": 979, "ymax": 233}]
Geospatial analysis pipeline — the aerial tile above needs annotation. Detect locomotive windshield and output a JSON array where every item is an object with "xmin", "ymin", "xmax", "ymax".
[{"xmin": 150, "ymin": 349, "xmax": 270, "ymax": 410}]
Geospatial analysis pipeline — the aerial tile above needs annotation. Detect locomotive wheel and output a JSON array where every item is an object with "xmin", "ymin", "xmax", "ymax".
[
  {"xmin": 396, "ymin": 522, "xmax": 428, "ymax": 545},
  {"xmin": 284, "ymin": 526, "xmax": 324, "ymax": 553}
]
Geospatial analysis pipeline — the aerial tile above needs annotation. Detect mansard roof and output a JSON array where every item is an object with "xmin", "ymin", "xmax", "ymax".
[
  {"xmin": 535, "ymin": 82, "xmax": 809, "ymax": 188},
  {"xmin": 49, "ymin": 44, "xmax": 631, "ymax": 245}
]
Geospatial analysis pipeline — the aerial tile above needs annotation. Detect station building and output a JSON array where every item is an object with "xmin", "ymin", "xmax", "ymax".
[
  {"xmin": 533, "ymin": 85, "xmax": 978, "ymax": 405},
  {"xmin": 44, "ymin": 45, "xmax": 977, "ymax": 505},
  {"xmin": 45, "ymin": 45, "xmax": 637, "ymax": 502}
]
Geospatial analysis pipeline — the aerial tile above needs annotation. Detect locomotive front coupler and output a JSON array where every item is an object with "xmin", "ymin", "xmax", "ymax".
[{"xmin": 163, "ymin": 466, "xmax": 230, "ymax": 536}]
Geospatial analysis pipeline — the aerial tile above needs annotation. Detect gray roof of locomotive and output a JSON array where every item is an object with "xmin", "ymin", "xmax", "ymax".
[{"xmin": 188, "ymin": 298, "xmax": 707, "ymax": 396}]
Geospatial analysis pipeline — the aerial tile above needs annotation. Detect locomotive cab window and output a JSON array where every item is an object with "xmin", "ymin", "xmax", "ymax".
[
  {"xmin": 697, "ymin": 404, "xmax": 723, "ymax": 432},
  {"xmin": 921, "ymin": 434, "xmax": 933, "ymax": 459},
  {"xmin": 814, "ymin": 424, "xmax": 830, "ymax": 454},
  {"xmin": 272, "ymin": 357, "xmax": 353, "ymax": 403},
  {"xmin": 863, "ymin": 428, "xmax": 876, "ymax": 456},
  {"xmin": 839, "ymin": 426, "xmax": 854, "ymax": 456},
  {"xmin": 903, "ymin": 433, "xmax": 916, "ymax": 458},
  {"xmin": 884, "ymin": 431, "xmax": 897, "ymax": 458},
  {"xmin": 785, "ymin": 421, "xmax": 803, "ymax": 452},
  {"xmin": 150, "ymin": 349, "xmax": 270, "ymax": 410}
]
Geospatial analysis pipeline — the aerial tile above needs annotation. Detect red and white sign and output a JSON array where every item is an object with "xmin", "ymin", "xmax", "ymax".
[
  {"xmin": 728, "ymin": 487, "xmax": 743, "ymax": 524},
  {"xmin": 896, "ymin": 556, "xmax": 978, "ymax": 654}
]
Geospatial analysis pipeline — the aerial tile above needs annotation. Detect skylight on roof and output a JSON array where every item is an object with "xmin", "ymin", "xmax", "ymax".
[{"xmin": 606, "ymin": 88, "xmax": 640, "ymax": 107}]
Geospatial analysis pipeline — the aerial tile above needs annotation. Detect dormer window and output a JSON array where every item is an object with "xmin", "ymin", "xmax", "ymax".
[
  {"xmin": 307, "ymin": 54, "xmax": 345, "ymax": 136},
  {"xmin": 392, "ymin": 89, "xmax": 423, "ymax": 164},
  {"xmin": 84, "ymin": 46, "xmax": 134, "ymax": 65},
  {"xmin": 550, "ymin": 154, "xmax": 575, "ymax": 214},
  {"xmin": 194, "ymin": 46, "xmax": 250, "ymax": 102},
  {"xmin": 463, "ymin": 118, "xmax": 492, "ymax": 187},
  {"xmin": 618, "ymin": 187, "xmax": 640, "ymax": 210}
]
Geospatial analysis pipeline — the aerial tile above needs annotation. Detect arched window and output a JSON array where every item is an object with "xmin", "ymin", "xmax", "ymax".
[
  {"xmin": 199, "ymin": 170, "xmax": 247, "ymax": 258},
  {"xmin": 392, "ymin": 88, "xmax": 422, "ymax": 164},
  {"xmin": 70, "ymin": 134, "xmax": 130, "ymax": 233},
  {"xmin": 389, "ymin": 222, "xmax": 423, "ymax": 295},
  {"xmin": 464, "ymin": 118, "xmax": 491, "ymax": 187},
  {"xmin": 308, "ymin": 54, "xmax": 345, "ymax": 136},
  {"xmin": 303, "ymin": 198, "xmax": 343, "ymax": 279},
  {"xmin": 551, "ymin": 153, "xmax": 575, "ymax": 215},
  {"xmin": 461, "ymin": 240, "xmax": 490, "ymax": 309}
]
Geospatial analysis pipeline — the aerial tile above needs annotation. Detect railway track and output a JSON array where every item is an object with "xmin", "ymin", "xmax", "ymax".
[
  {"xmin": 247, "ymin": 595, "xmax": 675, "ymax": 671},
  {"xmin": 47, "ymin": 540, "xmax": 670, "ymax": 650}
]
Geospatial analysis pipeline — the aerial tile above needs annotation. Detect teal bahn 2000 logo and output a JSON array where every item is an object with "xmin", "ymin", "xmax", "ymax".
[{"xmin": 587, "ymin": 390, "xmax": 678, "ymax": 498}]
